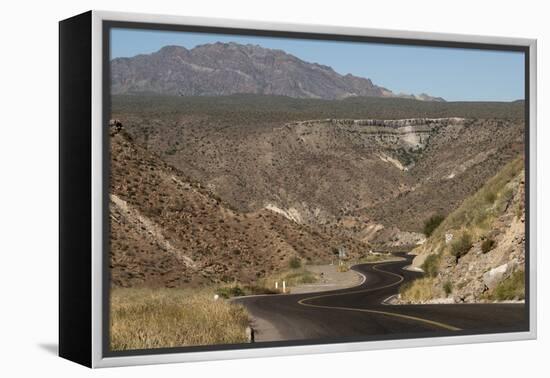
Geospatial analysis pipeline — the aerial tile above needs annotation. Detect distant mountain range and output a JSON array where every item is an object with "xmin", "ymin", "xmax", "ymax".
[{"xmin": 110, "ymin": 42, "xmax": 445, "ymax": 101}]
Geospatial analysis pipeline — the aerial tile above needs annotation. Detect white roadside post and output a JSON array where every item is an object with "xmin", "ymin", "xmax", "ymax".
[
  {"xmin": 275, "ymin": 281, "xmax": 278, "ymax": 290},
  {"xmin": 283, "ymin": 280, "xmax": 286, "ymax": 293}
]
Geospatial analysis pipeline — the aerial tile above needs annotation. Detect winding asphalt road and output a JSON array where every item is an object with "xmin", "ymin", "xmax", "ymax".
[{"xmin": 234, "ymin": 254, "xmax": 527, "ymax": 342}]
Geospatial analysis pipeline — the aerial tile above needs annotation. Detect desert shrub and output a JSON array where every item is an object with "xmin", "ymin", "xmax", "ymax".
[
  {"xmin": 423, "ymin": 214, "xmax": 445, "ymax": 237},
  {"xmin": 282, "ymin": 269, "xmax": 317, "ymax": 284},
  {"xmin": 244, "ymin": 285, "xmax": 278, "ymax": 295},
  {"xmin": 216, "ymin": 285, "xmax": 245, "ymax": 299},
  {"xmin": 165, "ymin": 148, "xmax": 177, "ymax": 155},
  {"xmin": 484, "ymin": 190, "xmax": 497, "ymax": 204},
  {"xmin": 288, "ymin": 256, "xmax": 302, "ymax": 269},
  {"xmin": 260, "ymin": 268, "xmax": 319, "ymax": 291},
  {"xmin": 421, "ymin": 254, "xmax": 440, "ymax": 277},
  {"xmin": 399, "ymin": 278, "xmax": 434, "ymax": 302},
  {"xmin": 481, "ymin": 238, "xmax": 496, "ymax": 254},
  {"xmin": 450, "ymin": 232, "xmax": 473, "ymax": 261},
  {"xmin": 443, "ymin": 281, "xmax": 453, "ymax": 296},
  {"xmin": 490, "ymin": 270, "xmax": 525, "ymax": 300}
]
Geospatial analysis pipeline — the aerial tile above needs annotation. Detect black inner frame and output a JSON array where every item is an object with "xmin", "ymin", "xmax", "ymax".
[{"xmin": 102, "ymin": 19, "xmax": 531, "ymax": 358}]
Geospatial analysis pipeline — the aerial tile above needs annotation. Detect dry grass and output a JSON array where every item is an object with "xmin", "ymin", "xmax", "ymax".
[
  {"xmin": 354, "ymin": 253, "xmax": 403, "ymax": 264},
  {"xmin": 412, "ymin": 156, "xmax": 524, "ymax": 259},
  {"xmin": 438, "ymin": 157, "xmax": 523, "ymax": 239},
  {"xmin": 486, "ymin": 270, "xmax": 525, "ymax": 301},
  {"xmin": 399, "ymin": 278, "xmax": 436, "ymax": 302},
  {"xmin": 110, "ymin": 288, "xmax": 249, "ymax": 351},
  {"xmin": 336, "ymin": 264, "xmax": 350, "ymax": 272},
  {"xmin": 213, "ymin": 267, "xmax": 320, "ymax": 298},
  {"xmin": 259, "ymin": 268, "xmax": 319, "ymax": 290}
]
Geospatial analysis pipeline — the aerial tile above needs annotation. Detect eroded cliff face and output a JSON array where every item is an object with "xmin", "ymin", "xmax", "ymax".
[
  {"xmin": 399, "ymin": 158, "xmax": 525, "ymax": 303},
  {"xmin": 285, "ymin": 118, "xmax": 464, "ymax": 168}
]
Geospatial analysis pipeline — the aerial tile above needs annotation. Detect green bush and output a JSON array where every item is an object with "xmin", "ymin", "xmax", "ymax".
[
  {"xmin": 481, "ymin": 238, "xmax": 496, "ymax": 254},
  {"xmin": 423, "ymin": 215, "xmax": 445, "ymax": 237},
  {"xmin": 450, "ymin": 232, "xmax": 473, "ymax": 261},
  {"xmin": 288, "ymin": 256, "xmax": 302, "ymax": 269},
  {"xmin": 443, "ymin": 281, "xmax": 453, "ymax": 296},
  {"xmin": 421, "ymin": 254, "xmax": 440, "ymax": 277}
]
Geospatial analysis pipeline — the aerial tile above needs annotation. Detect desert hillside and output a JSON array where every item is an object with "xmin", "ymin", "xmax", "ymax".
[
  {"xmin": 400, "ymin": 157, "xmax": 525, "ymax": 303},
  {"xmin": 112, "ymin": 95, "xmax": 524, "ymax": 248},
  {"xmin": 109, "ymin": 121, "xmax": 369, "ymax": 288}
]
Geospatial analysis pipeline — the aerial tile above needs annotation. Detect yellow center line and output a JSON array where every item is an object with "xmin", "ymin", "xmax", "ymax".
[{"xmin": 297, "ymin": 261, "xmax": 462, "ymax": 332}]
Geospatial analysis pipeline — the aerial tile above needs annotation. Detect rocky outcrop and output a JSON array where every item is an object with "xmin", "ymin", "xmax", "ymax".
[
  {"xmin": 287, "ymin": 117, "xmax": 463, "ymax": 129},
  {"xmin": 400, "ymin": 158, "xmax": 525, "ymax": 303}
]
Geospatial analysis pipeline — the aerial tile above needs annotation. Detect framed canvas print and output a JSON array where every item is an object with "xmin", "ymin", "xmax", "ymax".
[{"xmin": 59, "ymin": 10, "xmax": 537, "ymax": 368}]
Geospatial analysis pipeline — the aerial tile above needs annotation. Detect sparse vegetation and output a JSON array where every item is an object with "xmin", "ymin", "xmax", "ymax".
[
  {"xmin": 443, "ymin": 281, "xmax": 453, "ymax": 296},
  {"xmin": 487, "ymin": 270, "xmax": 525, "ymax": 301},
  {"xmin": 481, "ymin": 238, "xmax": 496, "ymax": 254},
  {"xmin": 113, "ymin": 95, "xmax": 525, "ymax": 124},
  {"xmin": 406, "ymin": 156, "xmax": 525, "ymax": 303},
  {"xmin": 110, "ymin": 288, "xmax": 249, "ymax": 351},
  {"xmin": 450, "ymin": 232, "xmax": 473, "ymax": 262},
  {"xmin": 256, "ymin": 268, "xmax": 319, "ymax": 292},
  {"xmin": 423, "ymin": 214, "xmax": 445, "ymax": 237},
  {"xmin": 484, "ymin": 191, "xmax": 496, "ymax": 204},
  {"xmin": 416, "ymin": 157, "xmax": 524, "ymax": 251},
  {"xmin": 355, "ymin": 253, "xmax": 403, "ymax": 264},
  {"xmin": 288, "ymin": 256, "xmax": 302, "ymax": 269},
  {"xmin": 421, "ymin": 253, "xmax": 440, "ymax": 277},
  {"xmin": 399, "ymin": 278, "xmax": 435, "ymax": 302},
  {"xmin": 279, "ymin": 269, "xmax": 318, "ymax": 285},
  {"xmin": 215, "ymin": 285, "xmax": 246, "ymax": 298},
  {"xmin": 215, "ymin": 283, "xmax": 279, "ymax": 298},
  {"xmin": 337, "ymin": 264, "xmax": 350, "ymax": 272}
]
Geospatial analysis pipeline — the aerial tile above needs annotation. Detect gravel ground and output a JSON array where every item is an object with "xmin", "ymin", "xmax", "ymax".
[{"xmin": 290, "ymin": 264, "xmax": 363, "ymax": 294}]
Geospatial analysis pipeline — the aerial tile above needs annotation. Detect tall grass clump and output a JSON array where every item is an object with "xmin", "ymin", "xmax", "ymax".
[
  {"xmin": 421, "ymin": 253, "xmax": 440, "ymax": 277},
  {"xmin": 450, "ymin": 232, "xmax": 473, "ymax": 262},
  {"xmin": 481, "ymin": 238, "xmax": 496, "ymax": 254},
  {"xmin": 399, "ymin": 278, "xmax": 435, "ymax": 302},
  {"xmin": 443, "ymin": 281, "xmax": 453, "ymax": 296},
  {"xmin": 110, "ymin": 288, "xmax": 249, "ymax": 351},
  {"xmin": 488, "ymin": 270, "xmax": 525, "ymax": 301},
  {"xmin": 423, "ymin": 214, "xmax": 445, "ymax": 237}
]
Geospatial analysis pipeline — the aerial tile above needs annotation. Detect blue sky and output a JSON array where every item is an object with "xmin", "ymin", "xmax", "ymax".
[{"xmin": 111, "ymin": 28, "xmax": 525, "ymax": 102}]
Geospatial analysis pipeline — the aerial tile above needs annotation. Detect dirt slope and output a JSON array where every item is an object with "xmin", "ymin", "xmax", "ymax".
[
  {"xmin": 109, "ymin": 122, "xmax": 369, "ymax": 288},
  {"xmin": 400, "ymin": 157, "xmax": 525, "ymax": 303}
]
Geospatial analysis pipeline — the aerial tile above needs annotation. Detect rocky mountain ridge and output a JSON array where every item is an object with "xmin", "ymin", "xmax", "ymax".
[{"xmin": 111, "ymin": 42, "xmax": 444, "ymax": 101}]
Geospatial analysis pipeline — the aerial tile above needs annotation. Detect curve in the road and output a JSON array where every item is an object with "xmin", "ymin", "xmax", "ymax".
[
  {"xmin": 297, "ymin": 261, "xmax": 461, "ymax": 331},
  {"xmin": 234, "ymin": 254, "xmax": 526, "ymax": 342}
]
